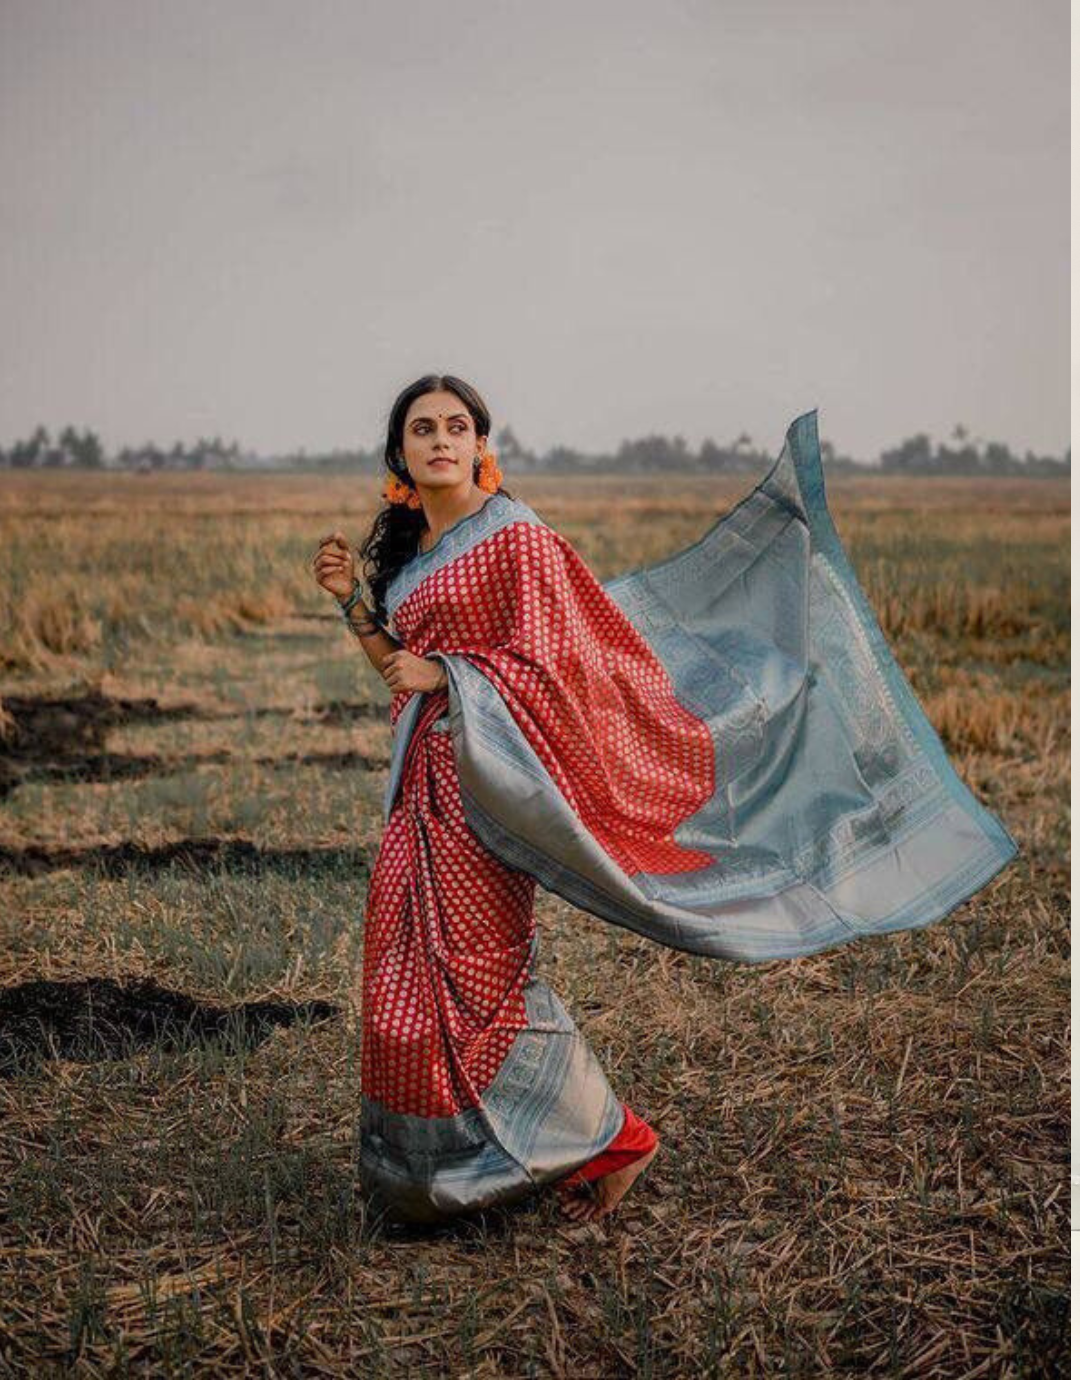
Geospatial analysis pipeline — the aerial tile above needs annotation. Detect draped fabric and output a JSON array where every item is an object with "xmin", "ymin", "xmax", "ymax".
[
  {"xmin": 358, "ymin": 407, "xmax": 1018, "ymax": 1224},
  {"xmin": 360, "ymin": 689, "xmax": 537, "ymax": 1120},
  {"xmin": 359, "ymin": 686, "xmax": 647, "ymax": 1224},
  {"xmin": 360, "ymin": 684, "xmax": 656, "ymax": 1171}
]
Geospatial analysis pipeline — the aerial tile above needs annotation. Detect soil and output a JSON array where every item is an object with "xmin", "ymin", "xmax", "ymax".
[{"xmin": 0, "ymin": 975, "xmax": 340, "ymax": 1074}]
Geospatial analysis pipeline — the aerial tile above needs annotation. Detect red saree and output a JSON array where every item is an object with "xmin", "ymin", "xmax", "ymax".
[
  {"xmin": 360, "ymin": 678, "xmax": 659, "ymax": 1223},
  {"xmin": 357, "ymin": 411, "xmax": 1017, "ymax": 1224},
  {"xmin": 358, "ymin": 510, "xmax": 687, "ymax": 1223}
]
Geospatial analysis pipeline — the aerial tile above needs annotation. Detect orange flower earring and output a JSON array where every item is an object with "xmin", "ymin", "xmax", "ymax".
[
  {"xmin": 382, "ymin": 468, "xmax": 423, "ymax": 509},
  {"xmin": 475, "ymin": 444, "xmax": 503, "ymax": 494},
  {"xmin": 382, "ymin": 443, "xmax": 502, "ymax": 508}
]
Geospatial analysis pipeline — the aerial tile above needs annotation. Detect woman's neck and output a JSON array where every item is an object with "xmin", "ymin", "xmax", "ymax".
[{"xmin": 418, "ymin": 488, "xmax": 491, "ymax": 553}]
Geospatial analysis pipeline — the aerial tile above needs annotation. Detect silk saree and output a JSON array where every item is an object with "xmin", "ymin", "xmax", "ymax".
[{"xmin": 358, "ymin": 407, "xmax": 1018, "ymax": 1225}]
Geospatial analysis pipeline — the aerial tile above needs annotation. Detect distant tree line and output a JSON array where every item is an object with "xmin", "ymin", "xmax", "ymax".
[
  {"xmin": 0, "ymin": 426, "xmax": 242, "ymax": 472},
  {"xmin": 0, "ymin": 421, "xmax": 1068, "ymax": 477},
  {"xmin": 877, "ymin": 423, "xmax": 1068, "ymax": 477}
]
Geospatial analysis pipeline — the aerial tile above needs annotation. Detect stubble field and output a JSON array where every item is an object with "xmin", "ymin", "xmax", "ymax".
[{"xmin": 0, "ymin": 468, "xmax": 1069, "ymax": 1378}]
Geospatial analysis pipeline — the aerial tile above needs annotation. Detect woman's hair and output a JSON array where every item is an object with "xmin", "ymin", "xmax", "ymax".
[{"xmin": 358, "ymin": 373, "xmax": 514, "ymax": 626}]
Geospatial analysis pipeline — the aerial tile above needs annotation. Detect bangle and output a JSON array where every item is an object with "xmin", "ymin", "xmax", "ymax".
[
  {"xmin": 342, "ymin": 608, "xmax": 381, "ymax": 637},
  {"xmin": 335, "ymin": 579, "xmax": 381, "ymax": 636},
  {"xmin": 336, "ymin": 580, "xmax": 364, "ymax": 617}
]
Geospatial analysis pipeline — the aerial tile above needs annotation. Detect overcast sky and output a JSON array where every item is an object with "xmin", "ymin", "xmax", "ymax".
[{"xmin": 0, "ymin": 0, "xmax": 1068, "ymax": 462}]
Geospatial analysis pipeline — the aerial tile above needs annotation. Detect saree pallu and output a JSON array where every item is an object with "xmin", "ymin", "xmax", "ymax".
[{"xmin": 358, "ymin": 407, "xmax": 1018, "ymax": 1224}]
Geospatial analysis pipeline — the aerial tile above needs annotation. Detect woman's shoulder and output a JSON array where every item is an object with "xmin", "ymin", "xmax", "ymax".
[
  {"xmin": 495, "ymin": 499, "xmax": 595, "ymax": 582},
  {"xmin": 495, "ymin": 492, "xmax": 566, "ymax": 542},
  {"xmin": 468, "ymin": 492, "xmax": 561, "ymax": 554},
  {"xmin": 494, "ymin": 491, "xmax": 544, "ymax": 526},
  {"xmin": 384, "ymin": 491, "xmax": 550, "ymax": 618}
]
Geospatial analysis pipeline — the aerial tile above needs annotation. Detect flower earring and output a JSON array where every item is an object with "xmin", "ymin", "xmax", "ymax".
[
  {"xmin": 475, "ymin": 443, "xmax": 503, "ymax": 494},
  {"xmin": 382, "ymin": 468, "xmax": 423, "ymax": 509},
  {"xmin": 382, "ymin": 443, "xmax": 502, "ymax": 507}
]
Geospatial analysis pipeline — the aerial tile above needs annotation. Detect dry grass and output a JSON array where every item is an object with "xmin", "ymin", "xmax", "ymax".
[{"xmin": 0, "ymin": 470, "xmax": 1068, "ymax": 1377}]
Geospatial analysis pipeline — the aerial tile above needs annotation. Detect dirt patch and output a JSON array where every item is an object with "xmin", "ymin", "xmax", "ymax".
[
  {"xmin": 0, "ymin": 975, "xmax": 340, "ymax": 1074},
  {"xmin": 0, "ymin": 837, "xmax": 370, "ymax": 878},
  {"xmin": 2, "ymin": 746, "xmax": 385, "ymax": 799},
  {"xmin": 0, "ymin": 689, "xmax": 198, "ymax": 754},
  {"xmin": 0, "ymin": 689, "xmax": 386, "ymax": 797},
  {"xmin": 0, "ymin": 690, "xmax": 201, "ymax": 798}
]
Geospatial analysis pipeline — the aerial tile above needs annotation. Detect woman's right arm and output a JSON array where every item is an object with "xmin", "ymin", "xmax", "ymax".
[
  {"xmin": 339, "ymin": 597, "xmax": 401, "ymax": 674},
  {"xmin": 312, "ymin": 529, "xmax": 401, "ymax": 675}
]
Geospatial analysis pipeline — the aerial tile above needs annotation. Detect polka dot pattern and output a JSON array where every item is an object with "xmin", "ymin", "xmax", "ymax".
[
  {"xmin": 390, "ymin": 520, "xmax": 716, "ymax": 875},
  {"xmin": 361, "ymin": 692, "xmax": 537, "ymax": 1118},
  {"xmin": 364, "ymin": 520, "xmax": 715, "ymax": 1121}
]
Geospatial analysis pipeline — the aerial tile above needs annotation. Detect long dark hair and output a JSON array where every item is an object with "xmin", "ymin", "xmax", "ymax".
[{"xmin": 358, "ymin": 374, "xmax": 514, "ymax": 626}]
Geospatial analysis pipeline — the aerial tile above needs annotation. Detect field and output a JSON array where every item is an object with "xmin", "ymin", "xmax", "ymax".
[{"xmin": 0, "ymin": 468, "xmax": 1069, "ymax": 1378}]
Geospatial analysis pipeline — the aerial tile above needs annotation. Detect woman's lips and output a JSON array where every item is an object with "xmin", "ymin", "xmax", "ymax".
[{"xmin": 429, "ymin": 458, "xmax": 454, "ymax": 466}]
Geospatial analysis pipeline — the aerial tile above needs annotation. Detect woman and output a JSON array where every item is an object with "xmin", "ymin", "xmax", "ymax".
[
  {"xmin": 313, "ymin": 375, "xmax": 1018, "ymax": 1229},
  {"xmin": 314, "ymin": 376, "xmax": 660, "ymax": 1227}
]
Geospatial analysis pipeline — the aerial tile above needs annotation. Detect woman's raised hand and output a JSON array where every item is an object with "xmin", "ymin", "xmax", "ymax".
[{"xmin": 312, "ymin": 531, "xmax": 357, "ymax": 602}]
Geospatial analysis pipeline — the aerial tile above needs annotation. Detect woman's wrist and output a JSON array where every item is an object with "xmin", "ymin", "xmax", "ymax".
[
  {"xmin": 335, "ymin": 579, "xmax": 363, "ymax": 613},
  {"xmin": 345, "ymin": 613, "xmax": 381, "ymax": 639},
  {"xmin": 337, "ymin": 585, "xmax": 381, "ymax": 638}
]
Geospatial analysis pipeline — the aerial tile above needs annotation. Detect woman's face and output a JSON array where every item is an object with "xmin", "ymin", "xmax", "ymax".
[{"xmin": 400, "ymin": 389, "xmax": 486, "ymax": 495}]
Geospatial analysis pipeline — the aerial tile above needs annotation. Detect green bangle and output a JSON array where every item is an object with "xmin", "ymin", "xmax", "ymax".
[{"xmin": 337, "ymin": 580, "xmax": 364, "ymax": 618}]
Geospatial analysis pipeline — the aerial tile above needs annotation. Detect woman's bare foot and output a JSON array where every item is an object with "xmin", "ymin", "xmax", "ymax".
[{"xmin": 555, "ymin": 1142, "xmax": 659, "ymax": 1222}]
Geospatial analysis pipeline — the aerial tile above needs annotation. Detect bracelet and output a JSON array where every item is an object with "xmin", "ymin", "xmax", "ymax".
[
  {"xmin": 342, "ymin": 608, "xmax": 381, "ymax": 638},
  {"xmin": 336, "ymin": 579, "xmax": 364, "ymax": 618},
  {"xmin": 334, "ymin": 581, "xmax": 382, "ymax": 638}
]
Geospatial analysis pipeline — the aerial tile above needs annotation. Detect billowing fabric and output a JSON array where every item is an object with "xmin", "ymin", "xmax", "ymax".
[
  {"xmin": 382, "ymin": 407, "xmax": 1018, "ymax": 962},
  {"xmin": 359, "ymin": 406, "xmax": 1018, "ymax": 1223}
]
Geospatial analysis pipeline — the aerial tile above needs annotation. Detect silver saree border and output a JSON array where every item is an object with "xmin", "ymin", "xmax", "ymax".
[{"xmin": 359, "ymin": 969, "xmax": 626, "ymax": 1225}]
